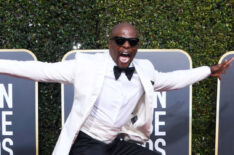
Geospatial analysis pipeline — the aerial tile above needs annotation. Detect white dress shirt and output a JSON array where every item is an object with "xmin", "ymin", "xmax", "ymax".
[{"xmin": 90, "ymin": 54, "xmax": 144, "ymax": 127}]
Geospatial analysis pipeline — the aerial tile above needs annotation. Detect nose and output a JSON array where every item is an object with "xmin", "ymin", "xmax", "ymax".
[{"xmin": 122, "ymin": 40, "xmax": 130, "ymax": 49}]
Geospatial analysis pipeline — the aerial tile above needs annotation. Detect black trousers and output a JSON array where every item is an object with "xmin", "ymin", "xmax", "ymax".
[{"xmin": 69, "ymin": 131, "xmax": 160, "ymax": 155}]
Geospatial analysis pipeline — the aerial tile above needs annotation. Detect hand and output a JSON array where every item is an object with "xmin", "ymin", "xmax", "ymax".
[{"xmin": 210, "ymin": 57, "xmax": 234, "ymax": 80}]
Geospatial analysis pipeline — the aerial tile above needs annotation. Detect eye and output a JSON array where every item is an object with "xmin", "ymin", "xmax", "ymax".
[
  {"xmin": 128, "ymin": 39, "xmax": 139, "ymax": 46},
  {"xmin": 115, "ymin": 38, "xmax": 126, "ymax": 46}
]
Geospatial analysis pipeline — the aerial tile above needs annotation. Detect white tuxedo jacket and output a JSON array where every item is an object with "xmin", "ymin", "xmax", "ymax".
[{"xmin": 0, "ymin": 52, "xmax": 211, "ymax": 155}]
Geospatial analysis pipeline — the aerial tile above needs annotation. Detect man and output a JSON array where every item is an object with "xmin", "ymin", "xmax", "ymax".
[{"xmin": 0, "ymin": 22, "xmax": 233, "ymax": 155}]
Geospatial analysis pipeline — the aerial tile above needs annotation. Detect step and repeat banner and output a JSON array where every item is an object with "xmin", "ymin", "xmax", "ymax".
[
  {"xmin": 0, "ymin": 50, "xmax": 38, "ymax": 155},
  {"xmin": 216, "ymin": 51, "xmax": 234, "ymax": 155},
  {"xmin": 61, "ymin": 49, "xmax": 192, "ymax": 155}
]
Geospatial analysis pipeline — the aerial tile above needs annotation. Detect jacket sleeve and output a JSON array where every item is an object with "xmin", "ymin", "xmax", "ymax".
[
  {"xmin": 153, "ymin": 66, "xmax": 211, "ymax": 91},
  {"xmin": 0, "ymin": 59, "xmax": 76, "ymax": 84}
]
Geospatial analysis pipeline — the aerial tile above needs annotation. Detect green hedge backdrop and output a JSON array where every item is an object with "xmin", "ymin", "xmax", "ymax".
[{"xmin": 0, "ymin": 0, "xmax": 233, "ymax": 154}]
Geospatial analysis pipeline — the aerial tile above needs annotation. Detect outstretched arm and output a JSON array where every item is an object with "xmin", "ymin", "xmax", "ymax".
[
  {"xmin": 153, "ymin": 66, "xmax": 211, "ymax": 91},
  {"xmin": 0, "ymin": 59, "xmax": 76, "ymax": 84},
  {"xmin": 210, "ymin": 57, "xmax": 234, "ymax": 80},
  {"xmin": 153, "ymin": 58, "xmax": 234, "ymax": 91}
]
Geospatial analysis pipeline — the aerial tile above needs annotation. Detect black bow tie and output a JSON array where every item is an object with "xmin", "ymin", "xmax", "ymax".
[{"xmin": 113, "ymin": 66, "xmax": 135, "ymax": 81}]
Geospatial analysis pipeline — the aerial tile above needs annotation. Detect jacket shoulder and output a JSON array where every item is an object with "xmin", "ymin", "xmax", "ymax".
[
  {"xmin": 75, "ymin": 52, "xmax": 98, "ymax": 59},
  {"xmin": 74, "ymin": 52, "xmax": 106, "ymax": 62},
  {"xmin": 134, "ymin": 58, "xmax": 155, "ymax": 70},
  {"xmin": 134, "ymin": 58, "xmax": 155, "ymax": 80}
]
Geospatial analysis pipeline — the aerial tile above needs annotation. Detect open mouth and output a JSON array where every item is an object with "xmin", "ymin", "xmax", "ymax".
[{"xmin": 119, "ymin": 52, "xmax": 131, "ymax": 64}]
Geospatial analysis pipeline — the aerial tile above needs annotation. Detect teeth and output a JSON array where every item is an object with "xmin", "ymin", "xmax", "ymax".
[
  {"xmin": 119, "ymin": 56, "xmax": 130, "ymax": 63},
  {"xmin": 121, "ymin": 52, "xmax": 129, "ymax": 56},
  {"xmin": 119, "ymin": 52, "xmax": 130, "ymax": 63}
]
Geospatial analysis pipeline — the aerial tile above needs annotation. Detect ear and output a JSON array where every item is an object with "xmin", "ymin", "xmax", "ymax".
[{"xmin": 108, "ymin": 40, "xmax": 111, "ymax": 49}]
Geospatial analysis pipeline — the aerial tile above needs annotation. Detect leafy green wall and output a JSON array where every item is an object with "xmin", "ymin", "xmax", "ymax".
[{"xmin": 0, "ymin": 0, "xmax": 233, "ymax": 154}]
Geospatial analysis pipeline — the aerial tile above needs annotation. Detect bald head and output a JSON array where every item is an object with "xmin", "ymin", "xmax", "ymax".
[
  {"xmin": 108, "ymin": 22, "xmax": 139, "ymax": 68},
  {"xmin": 110, "ymin": 22, "xmax": 138, "ymax": 38}
]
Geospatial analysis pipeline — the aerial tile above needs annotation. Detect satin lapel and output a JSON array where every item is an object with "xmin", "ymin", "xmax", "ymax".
[
  {"xmin": 86, "ymin": 53, "xmax": 108, "ymax": 114},
  {"xmin": 133, "ymin": 61, "xmax": 153, "ymax": 119},
  {"xmin": 92, "ymin": 53, "xmax": 108, "ymax": 98},
  {"xmin": 133, "ymin": 61, "xmax": 152, "ymax": 97}
]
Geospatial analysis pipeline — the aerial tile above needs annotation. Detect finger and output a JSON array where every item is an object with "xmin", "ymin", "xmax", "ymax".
[
  {"xmin": 225, "ymin": 58, "xmax": 234, "ymax": 66},
  {"xmin": 223, "ymin": 59, "xmax": 232, "ymax": 68},
  {"xmin": 221, "ymin": 59, "xmax": 228, "ymax": 67},
  {"xmin": 231, "ymin": 57, "xmax": 234, "ymax": 62},
  {"xmin": 224, "ymin": 61, "xmax": 232, "ymax": 69},
  {"xmin": 226, "ymin": 59, "xmax": 233, "ymax": 64}
]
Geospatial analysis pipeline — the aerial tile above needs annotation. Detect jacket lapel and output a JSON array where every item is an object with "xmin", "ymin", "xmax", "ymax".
[
  {"xmin": 132, "ymin": 60, "xmax": 154, "ymax": 125},
  {"xmin": 85, "ymin": 53, "xmax": 108, "ymax": 114},
  {"xmin": 133, "ymin": 61, "xmax": 152, "ymax": 98}
]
